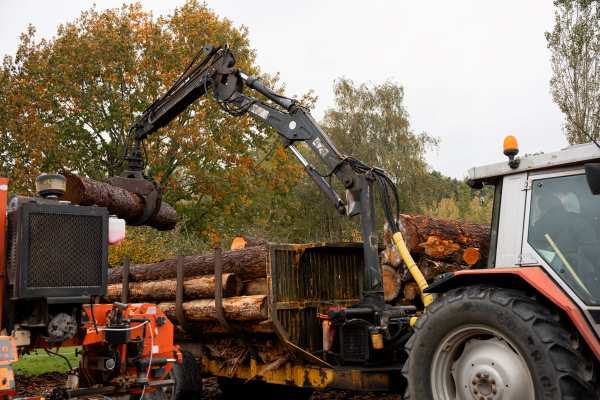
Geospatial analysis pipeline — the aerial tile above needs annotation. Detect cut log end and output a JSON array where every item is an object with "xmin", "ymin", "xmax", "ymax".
[
  {"xmin": 463, "ymin": 247, "xmax": 481, "ymax": 266},
  {"xmin": 402, "ymin": 282, "xmax": 420, "ymax": 301},
  {"xmin": 243, "ymin": 278, "xmax": 268, "ymax": 296},
  {"xmin": 382, "ymin": 265, "xmax": 401, "ymax": 303},
  {"xmin": 230, "ymin": 236, "xmax": 268, "ymax": 251}
]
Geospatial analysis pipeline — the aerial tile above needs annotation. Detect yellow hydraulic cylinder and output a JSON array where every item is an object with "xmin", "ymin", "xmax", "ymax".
[{"xmin": 391, "ymin": 231, "xmax": 433, "ymax": 307}]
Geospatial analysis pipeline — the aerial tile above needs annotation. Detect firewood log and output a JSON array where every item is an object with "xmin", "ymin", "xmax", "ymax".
[
  {"xmin": 108, "ymin": 245, "xmax": 268, "ymax": 284},
  {"xmin": 63, "ymin": 174, "xmax": 177, "ymax": 230},
  {"xmin": 402, "ymin": 282, "xmax": 420, "ymax": 301},
  {"xmin": 242, "ymin": 278, "xmax": 268, "ymax": 296},
  {"xmin": 382, "ymin": 265, "xmax": 401, "ymax": 302},
  {"xmin": 104, "ymin": 273, "xmax": 242, "ymax": 302},
  {"xmin": 418, "ymin": 259, "xmax": 472, "ymax": 280},
  {"xmin": 159, "ymin": 295, "xmax": 268, "ymax": 322},
  {"xmin": 380, "ymin": 246, "xmax": 402, "ymax": 269},
  {"xmin": 383, "ymin": 214, "xmax": 490, "ymax": 265},
  {"xmin": 175, "ymin": 322, "xmax": 275, "ymax": 336}
]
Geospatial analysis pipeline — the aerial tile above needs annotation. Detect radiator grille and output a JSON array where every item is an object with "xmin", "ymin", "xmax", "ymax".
[
  {"xmin": 7, "ymin": 200, "xmax": 108, "ymax": 299},
  {"xmin": 340, "ymin": 319, "xmax": 370, "ymax": 363},
  {"xmin": 27, "ymin": 213, "xmax": 103, "ymax": 288}
]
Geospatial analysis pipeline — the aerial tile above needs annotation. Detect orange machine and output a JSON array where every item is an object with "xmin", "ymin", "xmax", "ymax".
[{"xmin": 0, "ymin": 177, "xmax": 187, "ymax": 399}]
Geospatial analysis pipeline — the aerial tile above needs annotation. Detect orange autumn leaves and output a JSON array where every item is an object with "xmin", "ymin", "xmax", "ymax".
[{"xmin": 0, "ymin": 1, "xmax": 304, "ymax": 244}]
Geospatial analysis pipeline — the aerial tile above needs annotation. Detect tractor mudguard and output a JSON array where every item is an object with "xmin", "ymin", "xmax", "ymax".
[{"xmin": 425, "ymin": 266, "xmax": 600, "ymax": 361}]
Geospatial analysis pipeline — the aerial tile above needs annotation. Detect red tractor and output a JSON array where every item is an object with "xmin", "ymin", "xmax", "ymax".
[{"xmin": 404, "ymin": 138, "xmax": 600, "ymax": 399}]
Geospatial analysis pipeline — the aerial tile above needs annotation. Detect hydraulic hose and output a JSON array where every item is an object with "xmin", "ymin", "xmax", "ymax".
[{"xmin": 391, "ymin": 231, "xmax": 433, "ymax": 308}]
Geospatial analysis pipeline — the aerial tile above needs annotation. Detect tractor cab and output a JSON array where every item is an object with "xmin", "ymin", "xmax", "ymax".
[
  {"xmin": 403, "ymin": 140, "xmax": 600, "ymax": 400},
  {"xmin": 468, "ymin": 139, "xmax": 600, "ymax": 317}
]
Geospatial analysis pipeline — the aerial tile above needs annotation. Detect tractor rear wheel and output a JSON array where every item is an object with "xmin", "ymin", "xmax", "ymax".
[{"xmin": 403, "ymin": 285, "xmax": 597, "ymax": 400}]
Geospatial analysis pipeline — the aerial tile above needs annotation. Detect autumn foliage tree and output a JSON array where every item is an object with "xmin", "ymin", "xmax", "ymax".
[
  {"xmin": 0, "ymin": 1, "xmax": 304, "ymax": 243},
  {"xmin": 1, "ymin": 2, "xmax": 490, "ymax": 261}
]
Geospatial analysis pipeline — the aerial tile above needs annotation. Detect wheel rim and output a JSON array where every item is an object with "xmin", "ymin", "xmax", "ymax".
[{"xmin": 430, "ymin": 324, "xmax": 535, "ymax": 400}]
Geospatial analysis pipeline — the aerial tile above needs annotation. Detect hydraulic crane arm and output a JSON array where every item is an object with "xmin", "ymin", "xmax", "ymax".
[{"xmin": 121, "ymin": 45, "xmax": 428, "ymax": 308}]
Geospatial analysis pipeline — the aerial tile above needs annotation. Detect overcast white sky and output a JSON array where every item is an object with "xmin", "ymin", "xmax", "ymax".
[{"xmin": 0, "ymin": 0, "xmax": 567, "ymax": 178}]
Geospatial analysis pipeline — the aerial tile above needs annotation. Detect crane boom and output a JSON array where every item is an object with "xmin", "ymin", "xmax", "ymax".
[{"xmin": 120, "ymin": 45, "xmax": 407, "ymax": 308}]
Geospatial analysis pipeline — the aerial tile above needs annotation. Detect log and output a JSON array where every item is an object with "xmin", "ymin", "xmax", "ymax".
[
  {"xmin": 108, "ymin": 245, "xmax": 267, "ymax": 284},
  {"xmin": 384, "ymin": 214, "xmax": 490, "ymax": 266},
  {"xmin": 104, "ymin": 273, "xmax": 242, "ymax": 302},
  {"xmin": 231, "ymin": 236, "xmax": 268, "ymax": 251},
  {"xmin": 62, "ymin": 174, "xmax": 178, "ymax": 230},
  {"xmin": 402, "ymin": 282, "xmax": 420, "ymax": 301},
  {"xmin": 380, "ymin": 246, "xmax": 401, "ymax": 269},
  {"xmin": 243, "ymin": 278, "xmax": 268, "ymax": 296},
  {"xmin": 175, "ymin": 322, "xmax": 274, "ymax": 335},
  {"xmin": 159, "ymin": 295, "xmax": 268, "ymax": 322},
  {"xmin": 418, "ymin": 259, "xmax": 471, "ymax": 280},
  {"xmin": 382, "ymin": 265, "xmax": 401, "ymax": 302}
]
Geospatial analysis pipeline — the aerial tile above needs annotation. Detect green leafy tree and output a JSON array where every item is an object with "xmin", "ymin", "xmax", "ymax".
[
  {"xmin": 322, "ymin": 79, "xmax": 438, "ymax": 212},
  {"xmin": 428, "ymin": 197, "xmax": 461, "ymax": 221},
  {"xmin": 547, "ymin": 0, "xmax": 600, "ymax": 143},
  {"xmin": 286, "ymin": 79, "xmax": 438, "ymax": 242}
]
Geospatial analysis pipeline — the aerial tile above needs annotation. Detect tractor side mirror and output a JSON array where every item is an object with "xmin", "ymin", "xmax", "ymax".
[{"xmin": 585, "ymin": 163, "xmax": 600, "ymax": 195}]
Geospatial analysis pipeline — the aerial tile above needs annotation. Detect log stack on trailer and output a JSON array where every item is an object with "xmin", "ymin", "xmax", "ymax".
[
  {"xmin": 106, "ymin": 244, "xmax": 272, "ymax": 327},
  {"xmin": 64, "ymin": 173, "xmax": 490, "ymax": 312},
  {"xmin": 380, "ymin": 214, "xmax": 490, "ymax": 304},
  {"xmin": 104, "ymin": 213, "xmax": 490, "ymax": 328}
]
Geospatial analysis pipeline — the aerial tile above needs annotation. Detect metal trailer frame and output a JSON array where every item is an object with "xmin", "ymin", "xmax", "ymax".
[{"xmin": 188, "ymin": 243, "xmax": 403, "ymax": 392}]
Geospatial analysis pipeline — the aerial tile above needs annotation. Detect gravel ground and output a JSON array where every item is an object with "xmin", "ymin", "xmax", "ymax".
[
  {"xmin": 202, "ymin": 377, "xmax": 403, "ymax": 400},
  {"xmin": 16, "ymin": 373, "xmax": 403, "ymax": 399}
]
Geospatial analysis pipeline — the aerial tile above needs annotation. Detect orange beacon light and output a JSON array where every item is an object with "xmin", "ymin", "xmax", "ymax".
[{"xmin": 503, "ymin": 135, "xmax": 520, "ymax": 169}]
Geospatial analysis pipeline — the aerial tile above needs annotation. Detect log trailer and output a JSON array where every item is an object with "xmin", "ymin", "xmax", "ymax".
[{"xmin": 1, "ymin": 43, "xmax": 600, "ymax": 399}]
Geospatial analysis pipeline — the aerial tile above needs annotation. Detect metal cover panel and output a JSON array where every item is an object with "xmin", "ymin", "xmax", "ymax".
[{"xmin": 495, "ymin": 173, "xmax": 527, "ymax": 267}]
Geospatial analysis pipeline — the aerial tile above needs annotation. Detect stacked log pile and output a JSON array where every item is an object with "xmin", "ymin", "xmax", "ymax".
[
  {"xmin": 105, "ymin": 242, "xmax": 271, "ymax": 325},
  {"xmin": 380, "ymin": 214, "xmax": 490, "ymax": 304},
  {"xmin": 105, "ymin": 217, "xmax": 489, "ymax": 325}
]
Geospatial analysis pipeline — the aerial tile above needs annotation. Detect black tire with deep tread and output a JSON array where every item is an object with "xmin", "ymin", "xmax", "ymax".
[
  {"xmin": 171, "ymin": 350, "xmax": 203, "ymax": 400},
  {"xmin": 403, "ymin": 285, "xmax": 598, "ymax": 400}
]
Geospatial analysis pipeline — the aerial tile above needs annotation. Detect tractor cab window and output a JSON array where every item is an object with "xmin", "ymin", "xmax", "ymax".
[{"xmin": 528, "ymin": 173, "xmax": 600, "ymax": 305}]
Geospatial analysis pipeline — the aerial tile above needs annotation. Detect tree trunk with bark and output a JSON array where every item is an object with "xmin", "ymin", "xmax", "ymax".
[
  {"xmin": 242, "ymin": 278, "xmax": 268, "ymax": 296},
  {"xmin": 380, "ymin": 214, "xmax": 490, "ymax": 305},
  {"xmin": 108, "ymin": 245, "xmax": 268, "ymax": 284},
  {"xmin": 63, "ymin": 174, "xmax": 178, "ymax": 230},
  {"xmin": 105, "ymin": 273, "xmax": 242, "ymax": 302},
  {"xmin": 383, "ymin": 214, "xmax": 490, "ymax": 267},
  {"xmin": 159, "ymin": 295, "xmax": 268, "ymax": 322}
]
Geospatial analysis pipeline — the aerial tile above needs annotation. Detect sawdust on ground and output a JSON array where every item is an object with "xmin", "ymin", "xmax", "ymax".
[{"xmin": 16, "ymin": 373, "xmax": 403, "ymax": 399}]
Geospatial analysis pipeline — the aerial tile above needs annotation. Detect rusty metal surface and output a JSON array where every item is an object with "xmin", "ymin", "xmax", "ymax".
[{"xmin": 267, "ymin": 243, "xmax": 364, "ymax": 353}]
